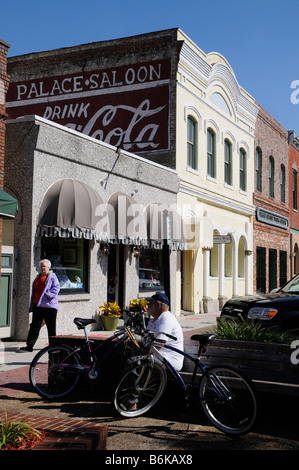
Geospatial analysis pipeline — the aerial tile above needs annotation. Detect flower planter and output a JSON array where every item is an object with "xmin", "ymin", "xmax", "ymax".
[{"xmin": 101, "ymin": 315, "xmax": 119, "ymax": 331}]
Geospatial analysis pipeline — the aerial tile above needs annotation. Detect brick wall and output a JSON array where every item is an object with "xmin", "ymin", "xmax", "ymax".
[
  {"xmin": 289, "ymin": 139, "xmax": 299, "ymax": 230},
  {"xmin": 253, "ymin": 104, "xmax": 290, "ymax": 292},
  {"xmin": 0, "ymin": 38, "xmax": 10, "ymax": 189},
  {"xmin": 288, "ymin": 138, "xmax": 299, "ymax": 275},
  {"xmin": 7, "ymin": 29, "xmax": 179, "ymax": 169}
]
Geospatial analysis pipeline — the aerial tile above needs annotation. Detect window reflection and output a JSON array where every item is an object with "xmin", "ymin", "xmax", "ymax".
[{"xmin": 41, "ymin": 237, "xmax": 87, "ymax": 292}]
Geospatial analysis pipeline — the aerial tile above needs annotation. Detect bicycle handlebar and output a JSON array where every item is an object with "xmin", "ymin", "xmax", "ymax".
[
  {"xmin": 122, "ymin": 308, "xmax": 148, "ymax": 331},
  {"xmin": 146, "ymin": 330, "xmax": 177, "ymax": 341}
]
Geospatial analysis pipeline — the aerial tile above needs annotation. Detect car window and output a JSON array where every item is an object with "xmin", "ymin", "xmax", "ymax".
[{"xmin": 281, "ymin": 275, "xmax": 299, "ymax": 293}]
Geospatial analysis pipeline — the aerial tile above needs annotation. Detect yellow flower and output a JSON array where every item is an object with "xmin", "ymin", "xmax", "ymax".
[
  {"xmin": 99, "ymin": 301, "xmax": 121, "ymax": 316},
  {"xmin": 129, "ymin": 298, "xmax": 148, "ymax": 312}
]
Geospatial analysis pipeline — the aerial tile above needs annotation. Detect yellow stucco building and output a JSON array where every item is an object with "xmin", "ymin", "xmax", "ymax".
[{"xmin": 175, "ymin": 30, "xmax": 259, "ymax": 313}]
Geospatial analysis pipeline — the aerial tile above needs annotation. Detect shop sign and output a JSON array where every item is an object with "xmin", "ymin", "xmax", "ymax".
[
  {"xmin": 256, "ymin": 207, "xmax": 289, "ymax": 230},
  {"xmin": 213, "ymin": 235, "xmax": 231, "ymax": 244},
  {"xmin": 6, "ymin": 60, "xmax": 171, "ymax": 153}
]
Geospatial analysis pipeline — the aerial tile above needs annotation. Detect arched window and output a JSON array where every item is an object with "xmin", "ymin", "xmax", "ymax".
[
  {"xmin": 225, "ymin": 242, "xmax": 232, "ymax": 277},
  {"xmin": 269, "ymin": 156, "xmax": 274, "ymax": 198},
  {"xmin": 224, "ymin": 139, "xmax": 232, "ymax": 185},
  {"xmin": 239, "ymin": 148, "xmax": 247, "ymax": 191},
  {"xmin": 207, "ymin": 128, "xmax": 216, "ymax": 178},
  {"xmin": 280, "ymin": 164, "xmax": 285, "ymax": 203},
  {"xmin": 187, "ymin": 116, "xmax": 197, "ymax": 170},
  {"xmin": 293, "ymin": 168, "xmax": 298, "ymax": 210},
  {"xmin": 255, "ymin": 147, "xmax": 262, "ymax": 192}
]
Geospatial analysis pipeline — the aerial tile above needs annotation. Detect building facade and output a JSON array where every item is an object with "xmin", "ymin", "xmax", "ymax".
[
  {"xmin": 289, "ymin": 136, "xmax": 299, "ymax": 277},
  {"xmin": 175, "ymin": 31, "xmax": 258, "ymax": 312},
  {"xmin": 5, "ymin": 115, "xmax": 181, "ymax": 340},
  {"xmin": 253, "ymin": 105, "xmax": 290, "ymax": 293},
  {"xmin": 0, "ymin": 38, "xmax": 18, "ymax": 339}
]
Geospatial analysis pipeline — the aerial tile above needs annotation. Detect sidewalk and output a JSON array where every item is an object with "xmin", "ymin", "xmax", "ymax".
[{"xmin": 0, "ymin": 311, "xmax": 220, "ymax": 372}]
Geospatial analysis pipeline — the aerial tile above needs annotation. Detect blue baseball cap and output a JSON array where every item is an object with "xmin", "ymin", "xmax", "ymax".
[{"xmin": 146, "ymin": 292, "xmax": 169, "ymax": 305}]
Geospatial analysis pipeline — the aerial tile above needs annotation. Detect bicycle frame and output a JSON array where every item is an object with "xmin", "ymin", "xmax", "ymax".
[
  {"xmin": 57, "ymin": 325, "xmax": 141, "ymax": 375},
  {"xmin": 150, "ymin": 341, "xmax": 252, "ymax": 403},
  {"xmin": 144, "ymin": 341, "xmax": 209, "ymax": 390}
]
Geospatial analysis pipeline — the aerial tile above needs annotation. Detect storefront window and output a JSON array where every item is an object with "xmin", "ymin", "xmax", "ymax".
[
  {"xmin": 41, "ymin": 237, "xmax": 88, "ymax": 292},
  {"xmin": 139, "ymin": 248, "xmax": 164, "ymax": 294}
]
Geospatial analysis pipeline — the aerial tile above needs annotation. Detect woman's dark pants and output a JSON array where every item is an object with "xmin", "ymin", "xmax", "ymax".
[{"xmin": 26, "ymin": 305, "xmax": 57, "ymax": 348}]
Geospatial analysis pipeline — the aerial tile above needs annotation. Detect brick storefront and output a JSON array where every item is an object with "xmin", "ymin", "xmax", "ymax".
[
  {"xmin": 253, "ymin": 105, "xmax": 290, "ymax": 293},
  {"xmin": 0, "ymin": 38, "xmax": 10, "ymax": 189},
  {"xmin": 289, "ymin": 137, "xmax": 299, "ymax": 276}
]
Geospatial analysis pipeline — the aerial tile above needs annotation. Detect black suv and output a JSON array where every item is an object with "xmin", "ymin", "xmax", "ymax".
[{"xmin": 219, "ymin": 274, "xmax": 299, "ymax": 335}]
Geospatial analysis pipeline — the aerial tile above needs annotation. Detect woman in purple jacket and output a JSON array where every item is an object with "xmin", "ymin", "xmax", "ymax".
[{"xmin": 19, "ymin": 259, "xmax": 60, "ymax": 352}]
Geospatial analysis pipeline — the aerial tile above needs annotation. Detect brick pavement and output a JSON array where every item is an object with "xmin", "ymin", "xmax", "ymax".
[
  {"xmin": 0, "ymin": 365, "xmax": 108, "ymax": 450},
  {"xmin": 0, "ymin": 365, "xmax": 32, "ymax": 396}
]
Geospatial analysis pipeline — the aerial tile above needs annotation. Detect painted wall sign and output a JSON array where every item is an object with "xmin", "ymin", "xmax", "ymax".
[{"xmin": 6, "ymin": 60, "xmax": 171, "ymax": 153}]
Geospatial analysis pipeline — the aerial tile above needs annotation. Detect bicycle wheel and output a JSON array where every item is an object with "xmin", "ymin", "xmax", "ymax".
[
  {"xmin": 114, "ymin": 359, "xmax": 167, "ymax": 417},
  {"xmin": 29, "ymin": 345, "xmax": 82, "ymax": 400},
  {"xmin": 199, "ymin": 366, "xmax": 257, "ymax": 436}
]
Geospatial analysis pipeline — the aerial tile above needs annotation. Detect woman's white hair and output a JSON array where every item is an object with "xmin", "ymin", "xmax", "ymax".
[{"xmin": 40, "ymin": 259, "xmax": 51, "ymax": 268}]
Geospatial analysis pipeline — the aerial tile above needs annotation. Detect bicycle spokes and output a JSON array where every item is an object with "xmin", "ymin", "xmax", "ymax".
[{"xmin": 199, "ymin": 367, "xmax": 257, "ymax": 436}]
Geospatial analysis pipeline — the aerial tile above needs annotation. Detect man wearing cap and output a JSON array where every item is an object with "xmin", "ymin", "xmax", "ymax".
[{"xmin": 145, "ymin": 292, "xmax": 184, "ymax": 371}]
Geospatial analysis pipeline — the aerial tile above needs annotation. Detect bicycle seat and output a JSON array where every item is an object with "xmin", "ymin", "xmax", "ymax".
[
  {"xmin": 74, "ymin": 317, "xmax": 96, "ymax": 329},
  {"xmin": 190, "ymin": 333, "xmax": 216, "ymax": 349}
]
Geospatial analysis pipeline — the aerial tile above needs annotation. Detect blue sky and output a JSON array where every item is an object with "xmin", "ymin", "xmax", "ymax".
[{"xmin": 2, "ymin": 0, "xmax": 299, "ymax": 135}]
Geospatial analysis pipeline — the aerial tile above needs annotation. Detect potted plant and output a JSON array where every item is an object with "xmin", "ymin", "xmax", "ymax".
[
  {"xmin": 99, "ymin": 301, "xmax": 121, "ymax": 331},
  {"xmin": 129, "ymin": 298, "xmax": 149, "ymax": 326}
]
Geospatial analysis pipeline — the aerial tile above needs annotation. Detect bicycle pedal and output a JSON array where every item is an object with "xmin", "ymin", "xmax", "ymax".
[{"xmin": 87, "ymin": 369, "xmax": 99, "ymax": 380}]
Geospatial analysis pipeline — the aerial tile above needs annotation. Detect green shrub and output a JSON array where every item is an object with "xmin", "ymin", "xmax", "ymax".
[
  {"xmin": 0, "ymin": 411, "xmax": 41, "ymax": 449},
  {"xmin": 214, "ymin": 319, "xmax": 293, "ymax": 344}
]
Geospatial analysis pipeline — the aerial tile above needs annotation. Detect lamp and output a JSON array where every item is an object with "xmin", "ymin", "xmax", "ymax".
[
  {"xmin": 100, "ymin": 243, "xmax": 110, "ymax": 255},
  {"xmin": 132, "ymin": 245, "xmax": 141, "ymax": 257}
]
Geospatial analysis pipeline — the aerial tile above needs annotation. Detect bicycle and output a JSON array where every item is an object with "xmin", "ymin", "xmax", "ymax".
[
  {"xmin": 114, "ymin": 331, "xmax": 258, "ymax": 436},
  {"xmin": 29, "ymin": 310, "xmax": 146, "ymax": 400}
]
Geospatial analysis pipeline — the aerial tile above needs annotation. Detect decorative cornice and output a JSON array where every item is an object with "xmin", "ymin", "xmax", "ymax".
[
  {"xmin": 179, "ymin": 181, "xmax": 255, "ymax": 217},
  {"xmin": 179, "ymin": 40, "xmax": 259, "ymax": 125}
]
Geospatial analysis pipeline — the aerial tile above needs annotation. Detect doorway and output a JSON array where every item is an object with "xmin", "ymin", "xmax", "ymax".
[
  {"xmin": 269, "ymin": 248, "xmax": 277, "ymax": 292},
  {"xmin": 107, "ymin": 244, "xmax": 126, "ymax": 310},
  {"xmin": 0, "ymin": 246, "xmax": 15, "ymax": 338}
]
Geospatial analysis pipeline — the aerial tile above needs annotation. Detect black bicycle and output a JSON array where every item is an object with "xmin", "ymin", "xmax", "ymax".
[
  {"xmin": 114, "ymin": 331, "xmax": 258, "ymax": 436},
  {"xmin": 29, "ymin": 311, "xmax": 145, "ymax": 400}
]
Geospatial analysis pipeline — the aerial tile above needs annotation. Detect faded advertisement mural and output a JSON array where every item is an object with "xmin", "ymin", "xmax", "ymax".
[{"xmin": 6, "ymin": 59, "xmax": 171, "ymax": 154}]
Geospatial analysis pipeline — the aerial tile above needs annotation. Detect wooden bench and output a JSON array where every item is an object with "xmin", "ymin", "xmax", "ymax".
[{"xmin": 183, "ymin": 336, "xmax": 299, "ymax": 396}]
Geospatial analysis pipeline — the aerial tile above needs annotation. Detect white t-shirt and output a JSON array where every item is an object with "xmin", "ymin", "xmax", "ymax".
[{"xmin": 146, "ymin": 310, "xmax": 184, "ymax": 371}]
